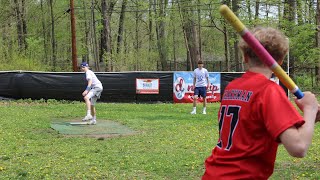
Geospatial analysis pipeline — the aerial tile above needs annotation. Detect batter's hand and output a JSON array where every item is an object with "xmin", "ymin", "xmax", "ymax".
[{"xmin": 294, "ymin": 92, "xmax": 318, "ymax": 122}]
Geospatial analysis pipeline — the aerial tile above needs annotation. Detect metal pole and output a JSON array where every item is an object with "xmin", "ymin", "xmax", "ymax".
[{"xmin": 70, "ymin": 0, "xmax": 78, "ymax": 72}]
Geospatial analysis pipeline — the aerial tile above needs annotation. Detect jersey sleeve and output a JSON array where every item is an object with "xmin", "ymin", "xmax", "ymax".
[
  {"xmin": 86, "ymin": 71, "xmax": 93, "ymax": 81},
  {"xmin": 260, "ymin": 83, "xmax": 304, "ymax": 141},
  {"xmin": 205, "ymin": 69, "xmax": 209, "ymax": 78}
]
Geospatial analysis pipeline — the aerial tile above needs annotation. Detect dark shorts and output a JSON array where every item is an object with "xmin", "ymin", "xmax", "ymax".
[{"xmin": 194, "ymin": 87, "xmax": 206, "ymax": 98}]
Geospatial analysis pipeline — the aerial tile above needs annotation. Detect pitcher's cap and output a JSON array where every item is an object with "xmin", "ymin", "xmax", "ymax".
[{"xmin": 80, "ymin": 62, "xmax": 89, "ymax": 67}]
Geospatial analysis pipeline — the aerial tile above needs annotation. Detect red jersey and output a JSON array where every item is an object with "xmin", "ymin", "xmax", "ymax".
[{"xmin": 203, "ymin": 71, "xmax": 304, "ymax": 180}]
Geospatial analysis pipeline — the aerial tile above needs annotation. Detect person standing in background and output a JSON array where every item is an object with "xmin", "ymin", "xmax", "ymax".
[{"xmin": 191, "ymin": 60, "xmax": 210, "ymax": 115}]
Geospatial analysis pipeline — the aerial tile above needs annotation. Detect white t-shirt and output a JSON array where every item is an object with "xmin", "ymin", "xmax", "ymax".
[
  {"xmin": 193, "ymin": 68, "xmax": 209, "ymax": 87},
  {"xmin": 86, "ymin": 70, "xmax": 103, "ymax": 88}
]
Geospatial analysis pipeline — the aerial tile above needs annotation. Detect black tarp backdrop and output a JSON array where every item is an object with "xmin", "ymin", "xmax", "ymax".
[
  {"xmin": 0, "ymin": 72, "xmax": 20, "ymax": 99},
  {"xmin": 0, "ymin": 71, "xmax": 288, "ymax": 102},
  {"xmin": 0, "ymin": 71, "xmax": 173, "ymax": 103},
  {"xmin": 220, "ymin": 73, "xmax": 244, "ymax": 97}
]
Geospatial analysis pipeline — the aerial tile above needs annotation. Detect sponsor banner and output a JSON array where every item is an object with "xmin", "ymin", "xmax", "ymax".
[
  {"xmin": 173, "ymin": 72, "xmax": 221, "ymax": 103},
  {"xmin": 136, "ymin": 78, "xmax": 159, "ymax": 94}
]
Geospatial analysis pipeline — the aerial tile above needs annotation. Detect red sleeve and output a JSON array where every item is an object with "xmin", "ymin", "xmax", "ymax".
[{"xmin": 260, "ymin": 83, "xmax": 304, "ymax": 141}]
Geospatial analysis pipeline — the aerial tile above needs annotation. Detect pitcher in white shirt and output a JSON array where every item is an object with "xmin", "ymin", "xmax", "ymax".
[
  {"xmin": 191, "ymin": 60, "xmax": 210, "ymax": 115},
  {"xmin": 80, "ymin": 62, "xmax": 103, "ymax": 125}
]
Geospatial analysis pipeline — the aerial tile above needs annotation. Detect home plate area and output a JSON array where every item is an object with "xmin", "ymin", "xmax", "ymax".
[{"xmin": 51, "ymin": 119, "xmax": 136, "ymax": 138}]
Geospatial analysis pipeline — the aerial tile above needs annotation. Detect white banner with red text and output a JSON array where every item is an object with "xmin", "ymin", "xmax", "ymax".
[{"xmin": 136, "ymin": 78, "xmax": 159, "ymax": 94}]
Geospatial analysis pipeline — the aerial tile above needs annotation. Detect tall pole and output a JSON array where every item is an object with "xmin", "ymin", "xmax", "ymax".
[{"xmin": 70, "ymin": 0, "xmax": 78, "ymax": 72}]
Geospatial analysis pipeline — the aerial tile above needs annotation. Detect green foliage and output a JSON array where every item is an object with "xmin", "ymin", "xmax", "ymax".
[
  {"xmin": 289, "ymin": 24, "xmax": 319, "ymax": 66},
  {"xmin": 0, "ymin": 0, "xmax": 318, "ymax": 73},
  {"xmin": 0, "ymin": 54, "xmax": 50, "ymax": 71},
  {"xmin": 295, "ymin": 74, "xmax": 319, "ymax": 93}
]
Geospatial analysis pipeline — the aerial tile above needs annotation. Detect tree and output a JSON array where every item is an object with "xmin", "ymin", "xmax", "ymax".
[
  {"xmin": 81, "ymin": 0, "xmax": 90, "ymax": 63},
  {"xmin": 232, "ymin": 0, "xmax": 241, "ymax": 71},
  {"xmin": 40, "ymin": 0, "xmax": 48, "ymax": 63},
  {"xmin": 178, "ymin": 1, "xmax": 200, "ymax": 71},
  {"xmin": 283, "ymin": 0, "xmax": 296, "ymax": 78},
  {"xmin": 208, "ymin": 1, "xmax": 229, "ymax": 71},
  {"xmin": 49, "ymin": 0, "xmax": 57, "ymax": 70},
  {"xmin": 13, "ymin": 0, "xmax": 27, "ymax": 52},
  {"xmin": 255, "ymin": 0, "xmax": 260, "ymax": 20},
  {"xmin": 100, "ymin": 0, "xmax": 116, "ymax": 71},
  {"xmin": 116, "ymin": 0, "xmax": 127, "ymax": 54},
  {"xmin": 154, "ymin": 0, "xmax": 169, "ymax": 71},
  {"xmin": 91, "ymin": 0, "xmax": 99, "ymax": 71}
]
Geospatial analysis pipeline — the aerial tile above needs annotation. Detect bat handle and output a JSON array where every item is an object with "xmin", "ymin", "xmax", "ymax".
[{"xmin": 293, "ymin": 89, "xmax": 304, "ymax": 99}]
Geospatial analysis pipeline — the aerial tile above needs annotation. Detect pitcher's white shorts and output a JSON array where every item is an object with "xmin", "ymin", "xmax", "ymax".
[{"xmin": 86, "ymin": 86, "xmax": 103, "ymax": 106}]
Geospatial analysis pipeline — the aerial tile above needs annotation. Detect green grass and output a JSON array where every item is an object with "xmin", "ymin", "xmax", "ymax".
[{"xmin": 0, "ymin": 101, "xmax": 319, "ymax": 179}]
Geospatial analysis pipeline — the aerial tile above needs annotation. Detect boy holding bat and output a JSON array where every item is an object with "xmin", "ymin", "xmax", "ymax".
[{"xmin": 202, "ymin": 27, "xmax": 319, "ymax": 179}]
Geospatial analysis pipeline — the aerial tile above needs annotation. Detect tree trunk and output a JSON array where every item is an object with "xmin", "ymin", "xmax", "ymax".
[
  {"xmin": 178, "ymin": 1, "xmax": 192, "ymax": 71},
  {"xmin": 116, "ymin": 0, "xmax": 127, "ymax": 54},
  {"xmin": 135, "ymin": 10, "xmax": 139, "ymax": 70},
  {"xmin": 223, "ymin": 24, "xmax": 229, "ymax": 71},
  {"xmin": 296, "ymin": 0, "xmax": 303, "ymax": 25},
  {"xmin": 209, "ymin": 1, "xmax": 229, "ymax": 71},
  {"xmin": 246, "ymin": 0, "xmax": 252, "ymax": 22},
  {"xmin": 232, "ymin": 0, "xmax": 240, "ymax": 71},
  {"xmin": 82, "ymin": 0, "xmax": 90, "ymax": 63},
  {"xmin": 179, "ymin": 1, "xmax": 200, "ymax": 70},
  {"xmin": 148, "ymin": 0, "xmax": 153, "ymax": 66},
  {"xmin": 255, "ymin": 0, "xmax": 260, "ymax": 20},
  {"xmin": 100, "ymin": 0, "xmax": 112, "ymax": 71},
  {"xmin": 13, "ymin": 0, "xmax": 23, "ymax": 52},
  {"xmin": 187, "ymin": 20, "xmax": 200, "ymax": 69},
  {"xmin": 91, "ymin": 0, "xmax": 99, "ymax": 71},
  {"xmin": 1, "ymin": 24, "xmax": 8, "ymax": 60},
  {"xmin": 171, "ymin": 9, "xmax": 177, "ymax": 71},
  {"xmin": 154, "ymin": 0, "xmax": 168, "ymax": 71},
  {"xmin": 21, "ymin": 0, "xmax": 27, "ymax": 51},
  {"xmin": 49, "ymin": 0, "xmax": 57, "ymax": 71},
  {"xmin": 284, "ymin": 0, "xmax": 296, "ymax": 79},
  {"xmin": 40, "ymin": 0, "xmax": 48, "ymax": 63},
  {"xmin": 7, "ymin": 21, "xmax": 13, "ymax": 59},
  {"xmin": 197, "ymin": 0, "xmax": 202, "ymax": 59}
]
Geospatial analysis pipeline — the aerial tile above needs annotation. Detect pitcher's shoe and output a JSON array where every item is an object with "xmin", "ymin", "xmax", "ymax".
[
  {"xmin": 190, "ymin": 110, "xmax": 196, "ymax": 115},
  {"xmin": 88, "ymin": 120, "xmax": 96, "ymax": 125},
  {"xmin": 82, "ymin": 114, "xmax": 93, "ymax": 121}
]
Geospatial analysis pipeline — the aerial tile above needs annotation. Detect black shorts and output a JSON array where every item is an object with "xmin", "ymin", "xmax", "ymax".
[{"xmin": 194, "ymin": 87, "xmax": 206, "ymax": 98}]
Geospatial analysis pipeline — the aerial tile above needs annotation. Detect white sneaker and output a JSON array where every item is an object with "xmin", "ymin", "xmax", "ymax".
[
  {"xmin": 88, "ymin": 120, "xmax": 96, "ymax": 125},
  {"xmin": 190, "ymin": 110, "xmax": 196, "ymax": 114},
  {"xmin": 202, "ymin": 111, "xmax": 206, "ymax": 115},
  {"xmin": 82, "ymin": 114, "xmax": 93, "ymax": 121}
]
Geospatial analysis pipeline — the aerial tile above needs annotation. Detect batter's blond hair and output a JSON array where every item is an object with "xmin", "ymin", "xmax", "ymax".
[{"xmin": 239, "ymin": 27, "xmax": 289, "ymax": 67}]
